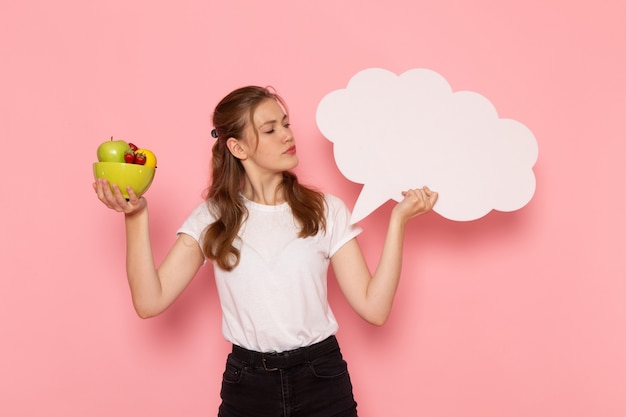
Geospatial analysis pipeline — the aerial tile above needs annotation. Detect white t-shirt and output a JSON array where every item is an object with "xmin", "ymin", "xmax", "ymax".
[{"xmin": 177, "ymin": 194, "xmax": 362, "ymax": 353}]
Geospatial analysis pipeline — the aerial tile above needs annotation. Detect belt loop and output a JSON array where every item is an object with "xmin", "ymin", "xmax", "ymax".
[{"xmin": 262, "ymin": 356, "xmax": 279, "ymax": 372}]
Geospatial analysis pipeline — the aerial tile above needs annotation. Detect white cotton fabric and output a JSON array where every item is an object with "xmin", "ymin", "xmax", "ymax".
[{"xmin": 177, "ymin": 194, "xmax": 362, "ymax": 353}]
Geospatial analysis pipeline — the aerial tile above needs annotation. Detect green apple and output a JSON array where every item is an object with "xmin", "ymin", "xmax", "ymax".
[{"xmin": 97, "ymin": 137, "xmax": 131, "ymax": 162}]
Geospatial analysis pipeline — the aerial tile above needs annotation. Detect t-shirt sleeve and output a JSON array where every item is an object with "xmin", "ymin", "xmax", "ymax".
[
  {"xmin": 325, "ymin": 194, "xmax": 363, "ymax": 257},
  {"xmin": 176, "ymin": 202, "xmax": 213, "ymax": 245}
]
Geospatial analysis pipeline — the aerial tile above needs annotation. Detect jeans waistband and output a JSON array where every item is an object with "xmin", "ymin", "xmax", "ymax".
[{"xmin": 231, "ymin": 335, "xmax": 339, "ymax": 371}]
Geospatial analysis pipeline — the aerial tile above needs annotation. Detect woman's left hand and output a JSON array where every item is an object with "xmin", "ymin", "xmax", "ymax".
[{"xmin": 393, "ymin": 186, "xmax": 438, "ymax": 223}]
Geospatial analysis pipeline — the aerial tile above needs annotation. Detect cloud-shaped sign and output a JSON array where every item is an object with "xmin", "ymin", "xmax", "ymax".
[{"xmin": 316, "ymin": 68, "xmax": 539, "ymax": 223}]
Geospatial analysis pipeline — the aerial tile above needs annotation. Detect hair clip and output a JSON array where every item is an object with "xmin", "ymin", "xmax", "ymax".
[{"xmin": 211, "ymin": 129, "xmax": 218, "ymax": 139}]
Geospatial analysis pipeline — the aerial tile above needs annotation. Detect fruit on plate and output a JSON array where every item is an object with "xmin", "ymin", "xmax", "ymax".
[
  {"xmin": 135, "ymin": 148, "xmax": 157, "ymax": 167},
  {"xmin": 94, "ymin": 137, "xmax": 157, "ymax": 198},
  {"xmin": 134, "ymin": 152, "xmax": 147, "ymax": 165},
  {"xmin": 124, "ymin": 150, "xmax": 136, "ymax": 163},
  {"xmin": 97, "ymin": 137, "xmax": 131, "ymax": 163}
]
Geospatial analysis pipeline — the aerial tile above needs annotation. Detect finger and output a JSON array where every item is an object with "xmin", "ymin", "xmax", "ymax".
[
  {"xmin": 93, "ymin": 179, "xmax": 102, "ymax": 196},
  {"xmin": 111, "ymin": 184, "xmax": 131, "ymax": 208},
  {"xmin": 102, "ymin": 180, "xmax": 120, "ymax": 206},
  {"xmin": 402, "ymin": 189, "xmax": 416, "ymax": 201},
  {"xmin": 96, "ymin": 179, "xmax": 114, "ymax": 206},
  {"xmin": 412, "ymin": 188, "xmax": 426, "ymax": 201},
  {"xmin": 100, "ymin": 182, "xmax": 125, "ymax": 211},
  {"xmin": 426, "ymin": 191, "xmax": 438, "ymax": 207},
  {"xmin": 421, "ymin": 186, "xmax": 436, "ymax": 200},
  {"xmin": 126, "ymin": 186, "xmax": 139, "ymax": 203}
]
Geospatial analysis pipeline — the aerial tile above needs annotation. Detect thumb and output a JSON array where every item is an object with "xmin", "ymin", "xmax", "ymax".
[{"xmin": 422, "ymin": 187, "xmax": 438, "ymax": 203}]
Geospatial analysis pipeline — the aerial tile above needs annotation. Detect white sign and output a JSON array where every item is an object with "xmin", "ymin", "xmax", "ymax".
[{"xmin": 316, "ymin": 68, "xmax": 539, "ymax": 223}]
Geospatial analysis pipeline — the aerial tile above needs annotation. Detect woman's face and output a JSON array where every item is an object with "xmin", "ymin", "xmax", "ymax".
[{"xmin": 239, "ymin": 98, "xmax": 298, "ymax": 175}]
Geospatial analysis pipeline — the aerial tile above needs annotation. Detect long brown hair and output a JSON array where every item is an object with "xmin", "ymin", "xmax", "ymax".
[{"xmin": 202, "ymin": 86, "xmax": 326, "ymax": 271}]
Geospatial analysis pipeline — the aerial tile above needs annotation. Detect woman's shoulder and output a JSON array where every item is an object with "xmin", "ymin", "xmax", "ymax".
[
  {"xmin": 177, "ymin": 200, "xmax": 215, "ymax": 242},
  {"xmin": 322, "ymin": 193, "xmax": 348, "ymax": 207},
  {"xmin": 322, "ymin": 193, "xmax": 353, "ymax": 218},
  {"xmin": 184, "ymin": 200, "xmax": 217, "ymax": 223}
]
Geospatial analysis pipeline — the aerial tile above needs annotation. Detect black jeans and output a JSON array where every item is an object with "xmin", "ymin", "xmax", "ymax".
[{"xmin": 218, "ymin": 336, "xmax": 358, "ymax": 417}]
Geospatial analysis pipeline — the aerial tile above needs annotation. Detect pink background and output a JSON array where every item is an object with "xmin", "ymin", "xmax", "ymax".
[{"xmin": 1, "ymin": 1, "xmax": 625, "ymax": 416}]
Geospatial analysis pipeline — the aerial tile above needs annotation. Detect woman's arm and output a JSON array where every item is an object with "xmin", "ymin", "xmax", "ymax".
[
  {"xmin": 94, "ymin": 179, "xmax": 205, "ymax": 318},
  {"xmin": 331, "ymin": 187, "xmax": 437, "ymax": 326}
]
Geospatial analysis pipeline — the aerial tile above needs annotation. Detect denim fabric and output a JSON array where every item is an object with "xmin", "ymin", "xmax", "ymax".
[{"xmin": 218, "ymin": 341, "xmax": 358, "ymax": 417}]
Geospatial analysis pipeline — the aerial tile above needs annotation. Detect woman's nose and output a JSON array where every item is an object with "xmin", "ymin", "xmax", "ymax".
[{"xmin": 283, "ymin": 128, "xmax": 293, "ymax": 142}]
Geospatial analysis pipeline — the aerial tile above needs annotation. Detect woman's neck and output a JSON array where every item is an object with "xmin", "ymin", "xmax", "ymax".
[{"xmin": 241, "ymin": 175, "xmax": 285, "ymax": 205}]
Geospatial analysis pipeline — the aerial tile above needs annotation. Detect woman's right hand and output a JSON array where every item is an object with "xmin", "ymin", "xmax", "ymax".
[{"xmin": 93, "ymin": 178, "xmax": 147, "ymax": 216}]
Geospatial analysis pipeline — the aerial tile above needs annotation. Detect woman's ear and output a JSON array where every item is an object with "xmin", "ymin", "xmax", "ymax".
[{"xmin": 226, "ymin": 138, "xmax": 248, "ymax": 160}]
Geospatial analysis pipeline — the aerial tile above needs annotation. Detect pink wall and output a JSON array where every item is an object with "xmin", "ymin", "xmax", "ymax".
[{"xmin": 1, "ymin": 1, "xmax": 625, "ymax": 416}]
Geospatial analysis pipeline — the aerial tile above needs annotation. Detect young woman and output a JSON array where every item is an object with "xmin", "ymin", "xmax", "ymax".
[{"xmin": 93, "ymin": 86, "xmax": 438, "ymax": 417}]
